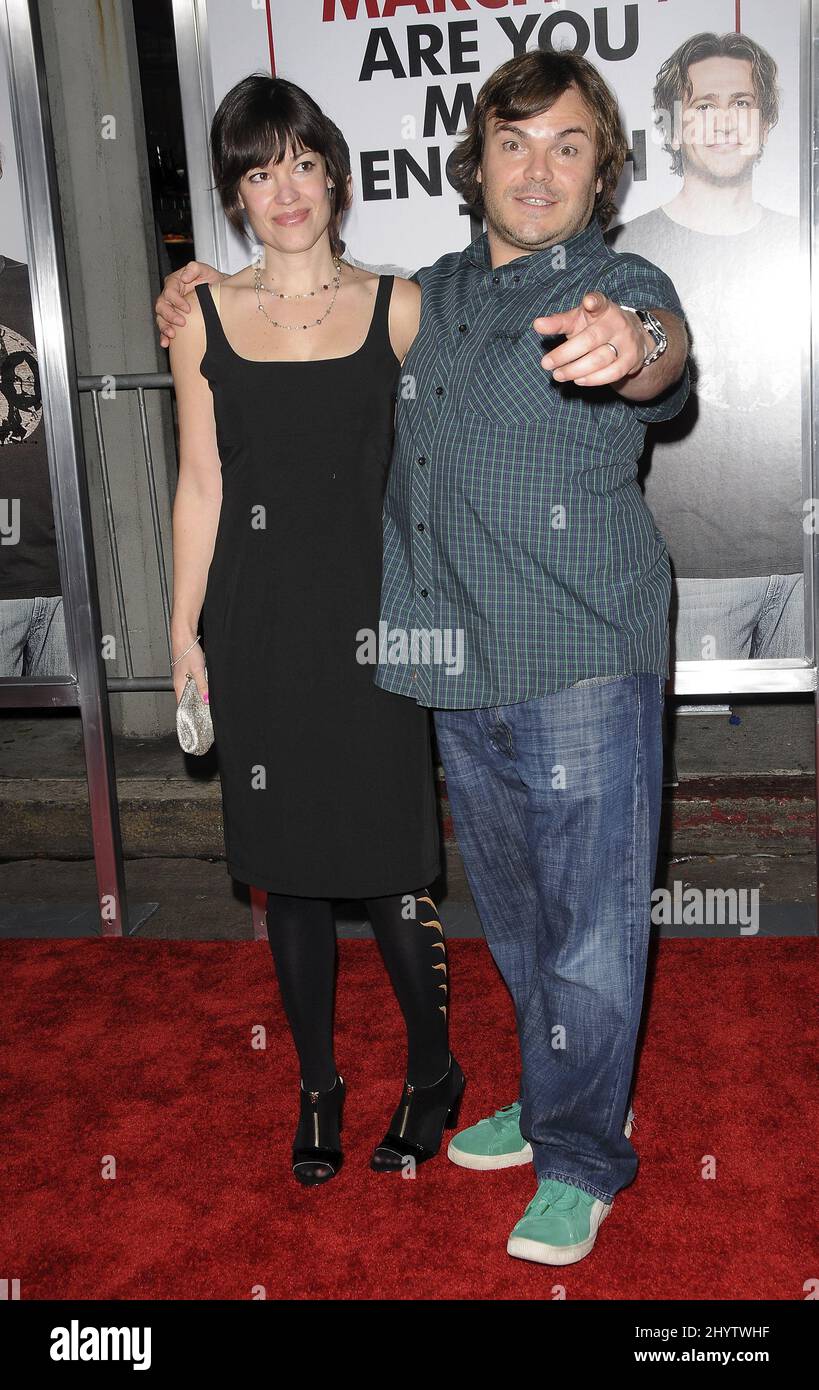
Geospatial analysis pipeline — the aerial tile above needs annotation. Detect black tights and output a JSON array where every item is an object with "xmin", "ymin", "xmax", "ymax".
[{"xmin": 265, "ymin": 889, "xmax": 450, "ymax": 1091}]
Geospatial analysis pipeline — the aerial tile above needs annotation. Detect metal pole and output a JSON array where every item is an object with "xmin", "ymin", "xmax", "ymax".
[
  {"xmin": 811, "ymin": 0, "xmax": 819, "ymax": 935},
  {"xmin": 2, "ymin": 0, "xmax": 128, "ymax": 936}
]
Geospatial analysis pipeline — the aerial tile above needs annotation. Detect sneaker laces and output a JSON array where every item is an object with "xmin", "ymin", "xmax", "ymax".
[
  {"xmin": 488, "ymin": 1102, "xmax": 522, "ymax": 1132},
  {"xmin": 527, "ymin": 1180, "xmax": 588, "ymax": 1215}
]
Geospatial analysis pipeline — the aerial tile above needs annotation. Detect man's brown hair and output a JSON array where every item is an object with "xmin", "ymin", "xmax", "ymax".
[
  {"xmin": 653, "ymin": 32, "xmax": 780, "ymax": 176},
  {"xmin": 449, "ymin": 50, "xmax": 629, "ymax": 230}
]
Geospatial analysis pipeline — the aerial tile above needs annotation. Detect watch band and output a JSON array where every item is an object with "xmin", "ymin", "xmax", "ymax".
[{"xmin": 618, "ymin": 304, "xmax": 668, "ymax": 366}]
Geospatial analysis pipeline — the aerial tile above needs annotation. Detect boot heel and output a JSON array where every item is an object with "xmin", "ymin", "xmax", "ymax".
[{"xmin": 445, "ymin": 1083, "xmax": 465, "ymax": 1129}]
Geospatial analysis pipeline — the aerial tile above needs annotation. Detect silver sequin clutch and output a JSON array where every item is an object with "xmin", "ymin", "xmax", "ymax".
[{"xmin": 176, "ymin": 667, "xmax": 214, "ymax": 755}]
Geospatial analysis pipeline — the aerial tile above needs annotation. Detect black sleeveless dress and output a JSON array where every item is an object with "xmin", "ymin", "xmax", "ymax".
[{"xmin": 196, "ymin": 275, "xmax": 440, "ymax": 898}]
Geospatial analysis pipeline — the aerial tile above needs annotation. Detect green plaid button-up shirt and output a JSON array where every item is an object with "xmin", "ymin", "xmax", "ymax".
[{"xmin": 373, "ymin": 216, "xmax": 690, "ymax": 710}]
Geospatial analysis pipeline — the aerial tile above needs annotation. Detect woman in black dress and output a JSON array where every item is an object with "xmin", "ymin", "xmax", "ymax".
[{"xmin": 166, "ymin": 75, "xmax": 464, "ymax": 1185}]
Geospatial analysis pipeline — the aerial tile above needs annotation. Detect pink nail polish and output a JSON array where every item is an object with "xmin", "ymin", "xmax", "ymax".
[{"xmin": 203, "ymin": 693, "xmax": 209, "ymax": 703}]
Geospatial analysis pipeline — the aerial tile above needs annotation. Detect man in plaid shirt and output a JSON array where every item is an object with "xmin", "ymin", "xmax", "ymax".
[{"xmin": 374, "ymin": 51, "xmax": 689, "ymax": 1267}]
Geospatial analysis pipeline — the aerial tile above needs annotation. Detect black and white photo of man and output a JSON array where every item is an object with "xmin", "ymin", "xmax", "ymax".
[{"xmin": 609, "ymin": 31, "xmax": 804, "ymax": 663}]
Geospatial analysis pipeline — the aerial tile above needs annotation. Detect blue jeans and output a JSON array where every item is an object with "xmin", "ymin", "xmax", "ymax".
[
  {"xmin": 433, "ymin": 672, "xmax": 665, "ymax": 1204},
  {"xmin": 0, "ymin": 595, "xmax": 70, "ymax": 677},
  {"xmin": 672, "ymin": 574, "xmax": 804, "ymax": 660}
]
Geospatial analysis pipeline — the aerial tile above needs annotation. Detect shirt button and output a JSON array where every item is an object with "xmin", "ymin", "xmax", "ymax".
[
  {"xmin": 420, "ymin": 588, "xmax": 428, "ymax": 598},
  {"xmin": 458, "ymin": 323, "xmax": 468, "ymax": 333},
  {"xmin": 513, "ymin": 275, "xmax": 519, "ymax": 284},
  {"xmin": 417, "ymin": 456, "xmax": 426, "ymax": 466},
  {"xmin": 492, "ymin": 275, "xmax": 499, "ymax": 284},
  {"xmin": 435, "ymin": 386, "xmax": 444, "ymax": 396},
  {"xmin": 416, "ymin": 522, "xmax": 425, "ymax": 532}
]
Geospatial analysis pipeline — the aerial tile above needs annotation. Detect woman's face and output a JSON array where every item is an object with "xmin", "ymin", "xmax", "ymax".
[{"xmin": 239, "ymin": 143, "xmax": 334, "ymax": 252}]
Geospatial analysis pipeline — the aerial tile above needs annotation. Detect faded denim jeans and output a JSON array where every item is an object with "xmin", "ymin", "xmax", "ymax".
[
  {"xmin": 672, "ymin": 574, "xmax": 804, "ymax": 661},
  {"xmin": 433, "ymin": 672, "xmax": 665, "ymax": 1203},
  {"xmin": 0, "ymin": 595, "xmax": 70, "ymax": 677}
]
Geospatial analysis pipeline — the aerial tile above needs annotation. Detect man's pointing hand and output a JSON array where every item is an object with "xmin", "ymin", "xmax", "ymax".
[{"xmin": 533, "ymin": 290, "xmax": 648, "ymax": 386}]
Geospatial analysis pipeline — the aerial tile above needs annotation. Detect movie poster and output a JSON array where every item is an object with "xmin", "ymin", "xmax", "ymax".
[
  {"xmin": 182, "ymin": 0, "xmax": 810, "ymax": 680},
  {"xmin": 0, "ymin": 13, "xmax": 64, "ymax": 675}
]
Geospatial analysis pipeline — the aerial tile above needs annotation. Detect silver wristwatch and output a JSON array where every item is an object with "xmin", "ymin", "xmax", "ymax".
[{"xmin": 618, "ymin": 305, "xmax": 668, "ymax": 366}]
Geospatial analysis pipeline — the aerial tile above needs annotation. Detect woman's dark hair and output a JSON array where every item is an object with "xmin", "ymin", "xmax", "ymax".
[
  {"xmin": 449, "ymin": 50, "xmax": 629, "ymax": 231},
  {"xmin": 209, "ymin": 74, "xmax": 352, "ymax": 256},
  {"xmin": 653, "ymin": 32, "xmax": 779, "ymax": 177}
]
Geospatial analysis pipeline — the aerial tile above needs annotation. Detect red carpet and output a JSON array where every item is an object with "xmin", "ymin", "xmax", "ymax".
[{"xmin": 1, "ymin": 935, "xmax": 816, "ymax": 1300}]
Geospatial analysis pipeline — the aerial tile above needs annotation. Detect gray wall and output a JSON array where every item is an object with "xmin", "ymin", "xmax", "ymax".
[{"xmin": 39, "ymin": 0, "xmax": 178, "ymax": 735}]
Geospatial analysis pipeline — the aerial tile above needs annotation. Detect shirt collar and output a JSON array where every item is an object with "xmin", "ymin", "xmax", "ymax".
[{"xmin": 461, "ymin": 217, "xmax": 606, "ymax": 285}]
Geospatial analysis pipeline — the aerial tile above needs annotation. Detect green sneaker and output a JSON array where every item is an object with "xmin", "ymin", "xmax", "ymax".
[
  {"xmin": 447, "ymin": 1101, "xmax": 635, "ymax": 1171},
  {"xmin": 507, "ymin": 1179, "xmax": 612, "ymax": 1266},
  {"xmin": 447, "ymin": 1101, "xmax": 533, "ymax": 1169}
]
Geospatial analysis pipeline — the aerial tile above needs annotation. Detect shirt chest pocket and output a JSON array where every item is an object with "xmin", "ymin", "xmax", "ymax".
[{"xmin": 461, "ymin": 328, "xmax": 560, "ymax": 428}]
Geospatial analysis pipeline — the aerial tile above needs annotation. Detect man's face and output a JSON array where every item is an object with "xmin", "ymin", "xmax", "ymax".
[
  {"xmin": 674, "ymin": 56, "xmax": 765, "ymax": 185},
  {"xmin": 477, "ymin": 86, "xmax": 603, "ymax": 260}
]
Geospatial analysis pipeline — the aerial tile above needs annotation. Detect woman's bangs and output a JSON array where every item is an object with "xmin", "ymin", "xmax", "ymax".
[{"xmin": 240, "ymin": 110, "xmax": 326, "ymax": 179}]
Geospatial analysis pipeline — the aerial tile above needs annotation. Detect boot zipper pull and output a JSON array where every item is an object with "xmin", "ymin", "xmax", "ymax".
[{"xmin": 398, "ymin": 1084, "xmax": 414, "ymax": 1139}]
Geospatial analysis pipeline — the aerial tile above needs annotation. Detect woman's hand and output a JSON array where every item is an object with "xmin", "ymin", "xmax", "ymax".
[
  {"xmin": 172, "ymin": 636, "xmax": 209, "ymax": 707},
  {"xmin": 156, "ymin": 260, "xmax": 225, "ymax": 347}
]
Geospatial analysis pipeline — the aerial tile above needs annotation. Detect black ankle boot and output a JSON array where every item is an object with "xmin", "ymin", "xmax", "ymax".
[
  {"xmin": 292, "ymin": 1074, "xmax": 345, "ymax": 1186},
  {"xmin": 370, "ymin": 1056, "xmax": 466, "ymax": 1171}
]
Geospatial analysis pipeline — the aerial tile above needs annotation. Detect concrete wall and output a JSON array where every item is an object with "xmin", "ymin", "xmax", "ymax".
[{"xmin": 38, "ymin": 0, "xmax": 178, "ymax": 735}]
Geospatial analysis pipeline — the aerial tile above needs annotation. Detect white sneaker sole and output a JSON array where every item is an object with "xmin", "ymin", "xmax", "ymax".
[
  {"xmin": 446, "ymin": 1139, "xmax": 534, "ymax": 1169},
  {"xmin": 446, "ymin": 1115, "xmax": 633, "ymax": 1171},
  {"xmin": 507, "ymin": 1199, "xmax": 611, "ymax": 1267}
]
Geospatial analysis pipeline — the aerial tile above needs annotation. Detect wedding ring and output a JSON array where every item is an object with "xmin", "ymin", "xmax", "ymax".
[{"xmin": 605, "ymin": 341, "xmax": 619, "ymax": 358}]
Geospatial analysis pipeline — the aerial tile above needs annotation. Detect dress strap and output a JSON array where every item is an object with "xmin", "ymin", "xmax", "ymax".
[
  {"xmin": 195, "ymin": 281, "xmax": 230, "ymax": 365},
  {"xmin": 367, "ymin": 273, "xmax": 395, "ymax": 361},
  {"xmin": 195, "ymin": 281, "xmax": 222, "ymax": 334},
  {"xmin": 374, "ymin": 272, "xmax": 393, "ymax": 322}
]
